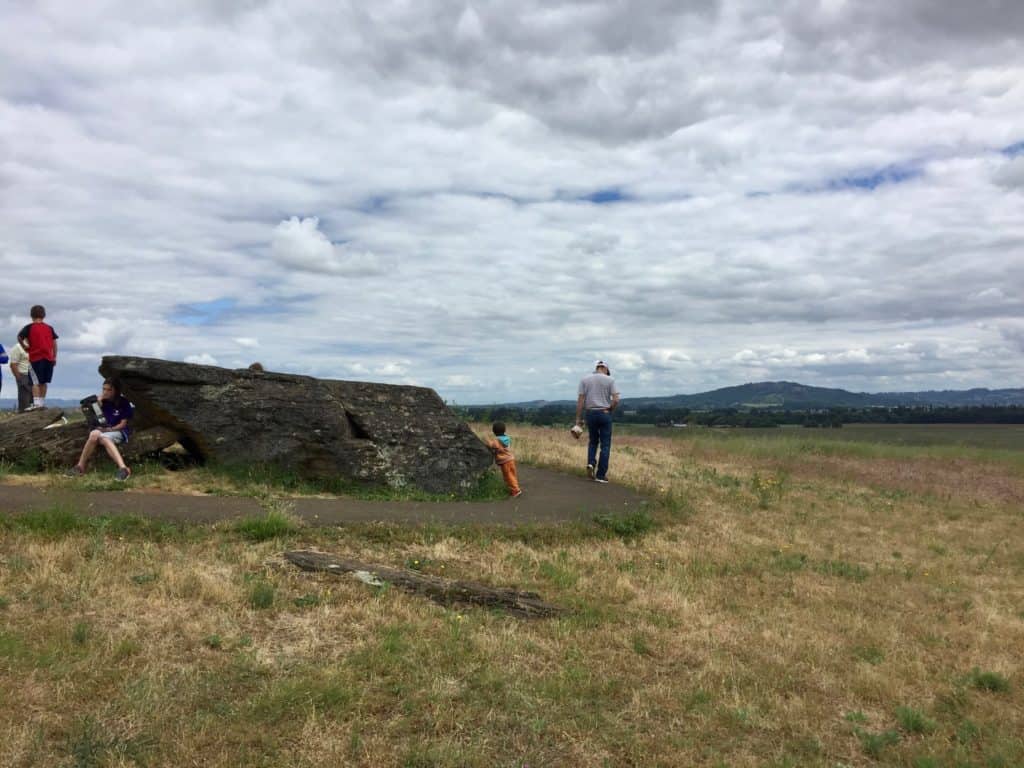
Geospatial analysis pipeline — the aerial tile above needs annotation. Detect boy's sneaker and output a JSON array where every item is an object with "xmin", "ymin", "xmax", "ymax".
[
  {"xmin": 115, "ymin": 467, "xmax": 132, "ymax": 482},
  {"xmin": 586, "ymin": 464, "xmax": 595, "ymax": 479},
  {"xmin": 65, "ymin": 465, "xmax": 84, "ymax": 477},
  {"xmin": 594, "ymin": 477, "xmax": 609, "ymax": 484},
  {"xmin": 511, "ymin": 489, "xmax": 523, "ymax": 498}
]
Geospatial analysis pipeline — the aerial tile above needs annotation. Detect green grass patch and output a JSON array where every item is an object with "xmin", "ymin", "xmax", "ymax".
[
  {"xmin": 855, "ymin": 727, "xmax": 901, "ymax": 758},
  {"xmin": 6, "ymin": 503, "xmax": 85, "ymax": 536},
  {"xmin": 895, "ymin": 705, "xmax": 937, "ymax": 734},
  {"xmin": 71, "ymin": 621, "xmax": 91, "ymax": 646},
  {"xmin": 594, "ymin": 508, "xmax": 656, "ymax": 540},
  {"xmin": 247, "ymin": 581, "xmax": 276, "ymax": 610},
  {"xmin": 2, "ymin": 505, "xmax": 192, "ymax": 541},
  {"xmin": 251, "ymin": 673, "xmax": 357, "ymax": 723},
  {"xmin": 852, "ymin": 644, "xmax": 885, "ymax": 665},
  {"xmin": 770, "ymin": 550, "xmax": 808, "ymax": 573},
  {"xmin": 65, "ymin": 715, "xmax": 156, "ymax": 768},
  {"xmin": 0, "ymin": 449, "xmax": 44, "ymax": 474},
  {"xmin": 814, "ymin": 559, "xmax": 870, "ymax": 582},
  {"xmin": 292, "ymin": 593, "xmax": 321, "ymax": 609},
  {"xmin": 233, "ymin": 509, "xmax": 299, "ymax": 542},
  {"xmin": 537, "ymin": 557, "xmax": 579, "ymax": 589},
  {"xmin": 969, "ymin": 667, "xmax": 1011, "ymax": 693}
]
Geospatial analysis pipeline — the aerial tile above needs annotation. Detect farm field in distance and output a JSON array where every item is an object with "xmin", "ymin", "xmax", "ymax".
[
  {"xmin": 1, "ymin": 420, "xmax": 1022, "ymax": 766},
  {"xmin": 621, "ymin": 422, "xmax": 1024, "ymax": 454}
]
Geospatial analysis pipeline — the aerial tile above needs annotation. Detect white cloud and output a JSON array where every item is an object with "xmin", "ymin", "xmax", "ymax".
[
  {"xmin": 184, "ymin": 353, "xmax": 219, "ymax": 366},
  {"xmin": 271, "ymin": 217, "xmax": 383, "ymax": 276},
  {"xmin": 994, "ymin": 156, "xmax": 1024, "ymax": 189},
  {"xmin": 2, "ymin": 1, "xmax": 1022, "ymax": 402},
  {"xmin": 375, "ymin": 361, "xmax": 410, "ymax": 377}
]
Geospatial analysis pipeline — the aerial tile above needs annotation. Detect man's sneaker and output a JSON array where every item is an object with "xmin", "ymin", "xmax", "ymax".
[
  {"xmin": 64, "ymin": 465, "xmax": 84, "ymax": 478},
  {"xmin": 511, "ymin": 489, "xmax": 523, "ymax": 498},
  {"xmin": 594, "ymin": 477, "xmax": 609, "ymax": 484},
  {"xmin": 24, "ymin": 404, "xmax": 43, "ymax": 412},
  {"xmin": 115, "ymin": 467, "xmax": 132, "ymax": 482},
  {"xmin": 586, "ymin": 464, "xmax": 595, "ymax": 479}
]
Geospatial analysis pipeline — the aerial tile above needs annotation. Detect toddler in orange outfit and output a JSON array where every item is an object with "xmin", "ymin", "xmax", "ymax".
[{"xmin": 487, "ymin": 421, "xmax": 522, "ymax": 498}]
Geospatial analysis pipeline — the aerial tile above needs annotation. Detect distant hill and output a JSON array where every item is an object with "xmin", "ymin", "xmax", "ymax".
[{"xmin": 487, "ymin": 382, "xmax": 1024, "ymax": 410}]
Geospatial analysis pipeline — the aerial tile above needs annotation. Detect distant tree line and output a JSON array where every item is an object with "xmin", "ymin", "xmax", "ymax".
[{"xmin": 454, "ymin": 404, "xmax": 1024, "ymax": 427}]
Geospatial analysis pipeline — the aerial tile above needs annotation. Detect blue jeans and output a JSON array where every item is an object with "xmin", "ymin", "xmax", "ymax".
[{"xmin": 585, "ymin": 410, "xmax": 613, "ymax": 480}]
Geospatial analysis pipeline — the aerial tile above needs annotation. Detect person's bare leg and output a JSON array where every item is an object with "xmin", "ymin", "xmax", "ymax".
[
  {"xmin": 99, "ymin": 437, "xmax": 128, "ymax": 471},
  {"xmin": 75, "ymin": 430, "xmax": 103, "ymax": 470}
]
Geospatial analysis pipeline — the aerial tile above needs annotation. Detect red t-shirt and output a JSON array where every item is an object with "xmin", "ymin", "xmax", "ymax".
[{"xmin": 18, "ymin": 322, "xmax": 59, "ymax": 362}]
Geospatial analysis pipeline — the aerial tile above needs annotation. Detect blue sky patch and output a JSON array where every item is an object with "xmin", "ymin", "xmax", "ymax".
[
  {"xmin": 172, "ymin": 294, "xmax": 310, "ymax": 327},
  {"xmin": 1002, "ymin": 140, "xmax": 1024, "ymax": 156},
  {"xmin": 824, "ymin": 163, "xmax": 922, "ymax": 191},
  {"xmin": 174, "ymin": 298, "xmax": 238, "ymax": 327},
  {"xmin": 576, "ymin": 187, "xmax": 631, "ymax": 204},
  {"xmin": 357, "ymin": 194, "xmax": 391, "ymax": 214}
]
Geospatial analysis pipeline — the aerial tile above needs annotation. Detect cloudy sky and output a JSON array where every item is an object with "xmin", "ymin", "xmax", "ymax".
[{"xmin": 2, "ymin": 0, "xmax": 1023, "ymax": 404}]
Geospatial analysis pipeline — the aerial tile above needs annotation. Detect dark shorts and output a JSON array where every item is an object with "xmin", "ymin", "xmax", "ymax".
[{"xmin": 30, "ymin": 359, "xmax": 55, "ymax": 385}]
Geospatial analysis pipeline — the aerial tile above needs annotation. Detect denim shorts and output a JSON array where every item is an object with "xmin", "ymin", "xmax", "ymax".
[{"xmin": 98, "ymin": 430, "xmax": 126, "ymax": 445}]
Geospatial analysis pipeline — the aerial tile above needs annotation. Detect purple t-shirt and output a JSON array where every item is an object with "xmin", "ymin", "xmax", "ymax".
[{"xmin": 101, "ymin": 396, "xmax": 134, "ymax": 438}]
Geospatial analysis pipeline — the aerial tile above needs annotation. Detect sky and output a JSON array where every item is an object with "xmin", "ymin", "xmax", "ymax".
[{"xmin": 2, "ymin": 0, "xmax": 1023, "ymax": 404}]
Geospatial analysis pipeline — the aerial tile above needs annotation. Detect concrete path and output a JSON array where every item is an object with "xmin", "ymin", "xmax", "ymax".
[{"xmin": 0, "ymin": 466, "xmax": 647, "ymax": 527}]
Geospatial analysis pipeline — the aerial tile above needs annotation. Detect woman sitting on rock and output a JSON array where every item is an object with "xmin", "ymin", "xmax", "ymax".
[{"xmin": 66, "ymin": 379, "xmax": 134, "ymax": 481}]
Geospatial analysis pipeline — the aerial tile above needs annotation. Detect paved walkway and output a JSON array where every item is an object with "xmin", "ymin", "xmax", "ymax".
[{"xmin": 0, "ymin": 466, "xmax": 647, "ymax": 527}]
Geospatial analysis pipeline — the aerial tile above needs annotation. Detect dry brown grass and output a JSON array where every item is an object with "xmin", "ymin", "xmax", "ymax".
[{"xmin": 1, "ymin": 424, "xmax": 1022, "ymax": 766}]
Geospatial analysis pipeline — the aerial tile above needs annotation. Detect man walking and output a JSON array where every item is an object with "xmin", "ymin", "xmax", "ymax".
[{"xmin": 575, "ymin": 360, "xmax": 620, "ymax": 483}]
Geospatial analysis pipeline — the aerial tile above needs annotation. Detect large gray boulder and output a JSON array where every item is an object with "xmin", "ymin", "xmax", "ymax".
[{"xmin": 98, "ymin": 356, "xmax": 492, "ymax": 494}]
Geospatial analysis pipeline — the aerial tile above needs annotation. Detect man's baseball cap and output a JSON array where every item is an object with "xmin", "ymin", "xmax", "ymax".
[{"xmin": 595, "ymin": 360, "xmax": 610, "ymax": 373}]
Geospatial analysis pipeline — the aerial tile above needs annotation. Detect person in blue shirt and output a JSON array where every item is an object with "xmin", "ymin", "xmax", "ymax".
[{"xmin": 66, "ymin": 379, "xmax": 134, "ymax": 481}]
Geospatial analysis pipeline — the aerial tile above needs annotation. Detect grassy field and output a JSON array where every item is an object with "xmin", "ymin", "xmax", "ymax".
[
  {"xmin": 621, "ymin": 423, "xmax": 1024, "ymax": 453},
  {"xmin": 1, "ymin": 424, "xmax": 1022, "ymax": 767}
]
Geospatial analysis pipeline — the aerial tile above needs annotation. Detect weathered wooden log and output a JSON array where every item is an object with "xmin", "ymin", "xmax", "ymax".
[
  {"xmin": 0, "ymin": 409, "xmax": 179, "ymax": 468},
  {"xmin": 283, "ymin": 549, "xmax": 564, "ymax": 619}
]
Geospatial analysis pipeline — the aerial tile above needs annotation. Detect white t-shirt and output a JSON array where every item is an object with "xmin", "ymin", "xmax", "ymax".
[
  {"xmin": 8, "ymin": 342, "xmax": 29, "ymax": 376},
  {"xmin": 578, "ymin": 372, "xmax": 620, "ymax": 409}
]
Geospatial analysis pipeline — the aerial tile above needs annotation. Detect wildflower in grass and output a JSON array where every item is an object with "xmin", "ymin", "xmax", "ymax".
[{"xmin": 750, "ymin": 473, "xmax": 785, "ymax": 508}]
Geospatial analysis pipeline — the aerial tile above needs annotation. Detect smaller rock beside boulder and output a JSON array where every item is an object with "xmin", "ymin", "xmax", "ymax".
[{"xmin": 0, "ymin": 409, "xmax": 179, "ymax": 470}]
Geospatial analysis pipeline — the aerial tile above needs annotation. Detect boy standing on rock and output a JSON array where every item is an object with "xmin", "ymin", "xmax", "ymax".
[{"xmin": 18, "ymin": 305, "xmax": 59, "ymax": 411}]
